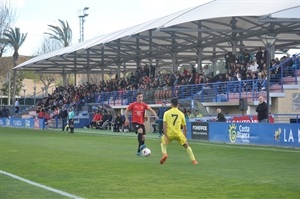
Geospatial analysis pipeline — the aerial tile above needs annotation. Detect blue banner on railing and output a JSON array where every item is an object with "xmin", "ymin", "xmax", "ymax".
[
  {"xmin": 208, "ymin": 122, "xmax": 300, "ymax": 148},
  {"xmin": 0, "ymin": 118, "xmax": 45, "ymax": 129}
]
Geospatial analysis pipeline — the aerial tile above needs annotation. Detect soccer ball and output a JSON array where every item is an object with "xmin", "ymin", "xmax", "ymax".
[
  {"xmin": 142, "ymin": 148, "xmax": 151, "ymax": 157},
  {"xmin": 123, "ymin": 128, "xmax": 129, "ymax": 132}
]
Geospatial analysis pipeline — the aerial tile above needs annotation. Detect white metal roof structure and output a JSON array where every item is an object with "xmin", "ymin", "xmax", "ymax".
[{"xmin": 15, "ymin": 0, "xmax": 300, "ymax": 75}]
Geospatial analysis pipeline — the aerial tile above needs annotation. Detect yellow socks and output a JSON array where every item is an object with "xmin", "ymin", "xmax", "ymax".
[
  {"xmin": 186, "ymin": 146, "xmax": 196, "ymax": 161},
  {"xmin": 161, "ymin": 143, "xmax": 167, "ymax": 155}
]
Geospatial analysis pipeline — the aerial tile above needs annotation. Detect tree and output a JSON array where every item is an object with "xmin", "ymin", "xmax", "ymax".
[
  {"xmin": 0, "ymin": 0, "xmax": 16, "ymax": 57},
  {"xmin": 3, "ymin": 27, "xmax": 27, "ymax": 104},
  {"xmin": 0, "ymin": 70, "xmax": 24, "ymax": 97},
  {"xmin": 34, "ymin": 37, "xmax": 62, "ymax": 95},
  {"xmin": 44, "ymin": 19, "xmax": 72, "ymax": 47},
  {"xmin": 44, "ymin": 19, "xmax": 72, "ymax": 86},
  {"xmin": 34, "ymin": 36, "xmax": 62, "ymax": 54}
]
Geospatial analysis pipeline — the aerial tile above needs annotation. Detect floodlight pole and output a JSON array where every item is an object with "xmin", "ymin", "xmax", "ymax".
[
  {"xmin": 23, "ymin": 88, "xmax": 27, "ymax": 105},
  {"xmin": 33, "ymin": 77, "xmax": 37, "ymax": 106},
  {"xmin": 261, "ymin": 35, "xmax": 277, "ymax": 122},
  {"xmin": 0, "ymin": 90, "xmax": 2, "ymax": 105},
  {"xmin": 78, "ymin": 7, "xmax": 89, "ymax": 42},
  {"xmin": 7, "ymin": 72, "xmax": 11, "ymax": 105}
]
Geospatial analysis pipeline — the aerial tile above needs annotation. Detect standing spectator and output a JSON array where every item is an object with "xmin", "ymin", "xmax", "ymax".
[
  {"xmin": 68, "ymin": 107, "xmax": 75, "ymax": 133},
  {"xmin": 114, "ymin": 113, "xmax": 124, "ymax": 132},
  {"xmin": 15, "ymin": 99, "xmax": 19, "ymax": 114},
  {"xmin": 150, "ymin": 64, "xmax": 156, "ymax": 78},
  {"xmin": 1, "ymin": 106, "xmax": 10, "ymax": 118},
  {"xmin": 225, "ymin": 52, "xmax": 236, "ymax": 70},
  {"xmin": 124, "ymin": 91, "xmax": 158, "ymax": 156},
  {"xmin": 216, "ymin": 108, "xmax": 226, "ymax": 122},
  {"xmin": 256, "ymin": 96, "xmax": 268, "ymax": 123},
  {"xmin": 255, "ymin": 47, "xmax": 263, "ymax": 65},
  {"xmin": 160, "ymin": 98, "xmax": 198, "ymax": 165},
  {"xmin": 157, "ymin": 101, "xmax": 168, "ymax": 138},
  {"xmin": 59, "ymin": 105, "xmax": 68, "ymax": 131}
]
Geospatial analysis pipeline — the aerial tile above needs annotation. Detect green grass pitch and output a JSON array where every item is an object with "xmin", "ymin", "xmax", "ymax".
[{"xmin": 0, "ymin": 127, "xmax": 299, "ymax": 199}]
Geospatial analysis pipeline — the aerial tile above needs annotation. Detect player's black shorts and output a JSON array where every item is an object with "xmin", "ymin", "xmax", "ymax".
[{"xmin": 132, "ymin": 122, "xmax": 146, "ymax": 135}]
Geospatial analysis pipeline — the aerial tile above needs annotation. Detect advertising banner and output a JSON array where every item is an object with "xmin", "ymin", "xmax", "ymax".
[
  {"xmin": 191, "ymin": 122, "xmax": 209, "ymax": 141},
  {"xmin": 209, "ymin": 122, "xmax": 300, "ymax": 148},
  {"xmin": 0, "ymin": 118, "xmax": 5, "ymax": 126},
  {"xmin": 0, "ymin": 118, "xmax": 44, "ymax": 129},
  {"xmin": 230, "ymin": 115, "xmax": 274, "ymax": 123}
]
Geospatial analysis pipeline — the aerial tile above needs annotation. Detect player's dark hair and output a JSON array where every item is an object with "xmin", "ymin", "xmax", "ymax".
[
  {"xmin": 136, "ymin": 91, "xmax": 143, "ymax": 96},
  {"xmin": 171, "ymin": 98, "xmax": 178, "ymax": 107}
]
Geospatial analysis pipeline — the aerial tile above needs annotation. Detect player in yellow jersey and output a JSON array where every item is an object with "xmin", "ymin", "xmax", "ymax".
[{"xmin": 160, "ymin": 98, "xmax": 198, "ymax": 165}]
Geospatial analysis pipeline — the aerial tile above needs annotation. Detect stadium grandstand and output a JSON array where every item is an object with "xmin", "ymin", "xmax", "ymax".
[{"xmin": 4, "ymin": 0, "xmax": 300, "ymax": 124}]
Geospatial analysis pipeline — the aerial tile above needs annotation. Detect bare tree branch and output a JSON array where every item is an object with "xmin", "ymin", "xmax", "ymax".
[
  {"xmin": 34, "ymin": 37, "xmax": 62, "ymax": 94},
  {"xmin": 0, "ymin": 0, "xmax": 16, "ymax": 57}
]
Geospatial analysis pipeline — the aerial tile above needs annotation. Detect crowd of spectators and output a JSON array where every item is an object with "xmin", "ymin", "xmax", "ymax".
[{"xmin": 34, "ymin": 49, "xmax": 298, "ymax": 117}]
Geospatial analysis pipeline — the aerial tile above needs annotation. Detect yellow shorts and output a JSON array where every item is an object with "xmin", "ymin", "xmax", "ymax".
[{"xmin": 161, "ymin": 133, "xmax": 187, "ymax": 146}]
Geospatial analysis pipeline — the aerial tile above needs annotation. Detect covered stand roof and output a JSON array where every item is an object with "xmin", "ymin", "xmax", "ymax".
[{"xmin": 15, "ymin": 0, "xmax": 300, "ymax": 74}]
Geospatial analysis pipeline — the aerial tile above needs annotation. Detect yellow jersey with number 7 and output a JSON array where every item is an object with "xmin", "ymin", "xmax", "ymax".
[{"xmin": 163, "ymin": 107, "xmax": 186, "ymax": 136}]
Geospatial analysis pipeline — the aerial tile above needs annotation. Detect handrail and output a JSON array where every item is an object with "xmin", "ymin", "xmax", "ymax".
[{"xmin": 12, "ymin": 55, "xmax": 299, "ymax": 108}]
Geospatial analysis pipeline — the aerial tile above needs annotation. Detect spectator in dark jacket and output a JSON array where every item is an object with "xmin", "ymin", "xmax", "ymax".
[
  {"xmin": 1, "ymin": 106, "xmax": 10, "ymax": 118},
  {"xmin": 256, "ymin": 96, "xmax": 268, "ymax": 123},
  {"xmin": 114, "ymin": 113, "xmax": 124, "ymax": 132},
  {"xmin": 59, "ymin": 105, "xmax": 68, "ymax": 131},
  {"xmin": 216, "ymin": 108, "xmax": 226, "ymax": 122},
  {"xmin": 100, "ymin": 111, "xmax": 113, "ymax": 130},
  {"xmin": 157, "ymin": 101, "xmax": 168, "ymax": 137}
]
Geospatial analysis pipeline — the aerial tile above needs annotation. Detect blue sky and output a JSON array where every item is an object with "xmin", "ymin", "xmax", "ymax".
[{"xmin": 11, "ymin": 0, "xmax": 210, "ymax": 56}]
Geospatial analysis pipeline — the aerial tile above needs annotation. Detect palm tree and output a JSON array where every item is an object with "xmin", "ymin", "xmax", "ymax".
[
  {"xmin": 44, "ymin": 19, "xmax": 73, "ymax": 86},
  {"xmin": 44, "ymin": 19, "xmax": 72, "ymax": 47},
  {"xmin": 4, "ymin": 27, "xmax": 27, "ymax": 105}
]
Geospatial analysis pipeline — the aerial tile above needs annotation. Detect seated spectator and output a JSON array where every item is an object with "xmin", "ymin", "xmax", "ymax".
[
  {"xmin": 270, "ymin": 63, "xmax": 282, "ymax": 85},
  {"xmin": 43, "ymin": 110, "xmax": 51, "ymax": 126},
  {"xmin": 187, "ymin": 110, "xmax": 194, "ymax": 118},
  {"xmin": 100, "ymin": 111, "xmax": 113, "ymax": 130},
  {"xmin": 194, "ymin": 110, "xmax": 203, "ymax": 118},
  {"xmin": 38, "ymin": 109, "xmax": 45, "ymax": 119},
  {"xmin": 247, "ymin": 61, "xmax": 258, "ymax": 74},
  {"xmin": 256, "ymin": 72, "xmax": 266, "ymax": 91},
  {"xmin": 202, "ymin": 65, "xmax": 213, "ymax": 79},
  {"xmin": 84, "ymin": 110, "xmax": 102, "ymax": 129}
]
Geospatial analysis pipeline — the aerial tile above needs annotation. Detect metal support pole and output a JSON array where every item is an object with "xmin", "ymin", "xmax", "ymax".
[
  {"xmin": 33, "ymin": 87, "xmax": 36, "ymax": 105},
  {"xmin": 266, "ymin": 45, "xmax": 271, "ymax": 121},
  {"xmin": 23, "ymin": 89, "xmax": 27, "ymax": 105},
  {"xmin": 8, "ymin": 72, "xmax": 11, "ymax": 105},
  {"xmin": 261, "ymin": 35, "xmax": 277, "ymax": 123}
]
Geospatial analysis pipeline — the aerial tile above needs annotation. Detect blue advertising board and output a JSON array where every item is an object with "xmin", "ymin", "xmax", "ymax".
[
  {"xmin": 0, "ymin": 118, "xmax": 45, "ymax": 129},
  {"xmin": 208, "ymin": 122, "xmax": 300, "ymax": 148},
  {"xmin": 0, "ymin": 116, "xmax": 90, "ymax": 130}
]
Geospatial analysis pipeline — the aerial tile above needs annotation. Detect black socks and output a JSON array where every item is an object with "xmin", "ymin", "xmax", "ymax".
[{"xmin": 137, "ymin": 133, "xmax": 143, "ymax": 152}]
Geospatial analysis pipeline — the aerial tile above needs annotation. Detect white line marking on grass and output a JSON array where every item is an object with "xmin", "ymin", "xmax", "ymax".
[
  {"xmin": 49, "ymin": 128, "xmax": 300, "ymax": 153},
  {"xmin": 0, "ymin": 170, "xmax": 84, "ymax": 199},
  {"xmin": 195, "ymin": 142, "xmax": 300, "ymax": 153}
]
